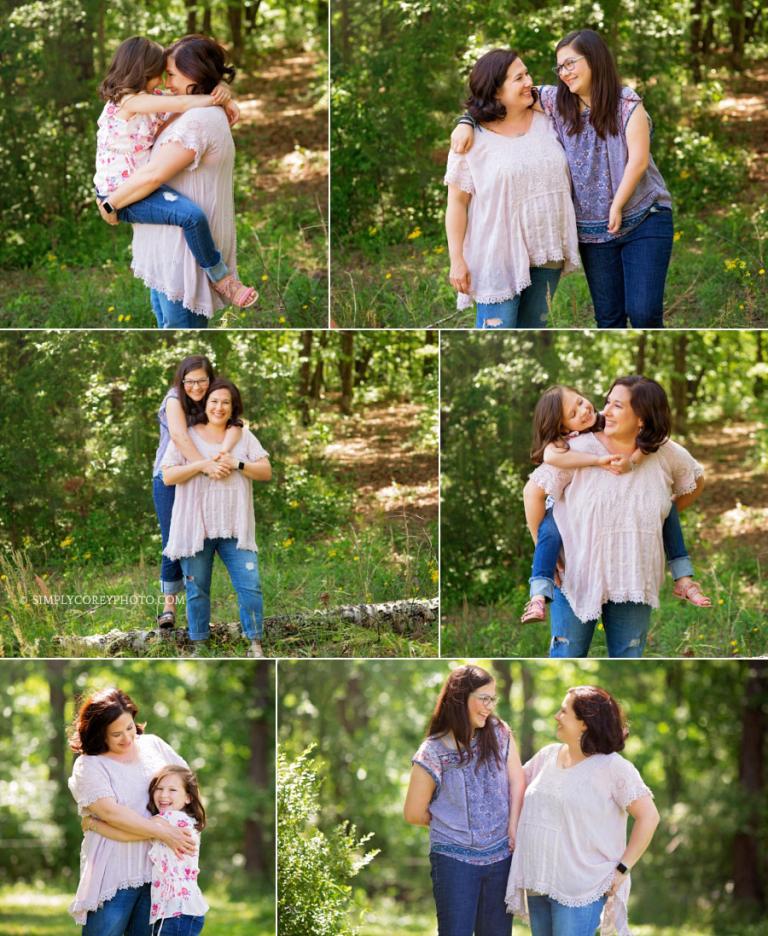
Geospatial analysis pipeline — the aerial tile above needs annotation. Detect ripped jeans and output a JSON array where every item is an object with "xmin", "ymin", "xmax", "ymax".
[
  {"xmin": 475, "ymin": 267, "xmax": 562, "ymax": 328},
  {"xmin": 549, "ymin": 588, "xmax": 650, "ymax": 658},
  {"xmin": 180, "ymin": 538, "xmax": 263, "ymax": 641}
]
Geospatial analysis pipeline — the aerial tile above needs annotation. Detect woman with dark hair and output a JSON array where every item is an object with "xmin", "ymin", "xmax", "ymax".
[
  {"xmin": 162, "ymin": 377, "xmax": 272, "ymax": 657},
  {"xmin": 403, "ymin": 664, "xmax": 525, "ymax": 935},
  {"xmin": 153, "ymin": 354, "xmax": 242, "ymax": 636},
  {"xmin": 68, "ymin": 687, "xmax": 193, "ymax": 934},
  {"xmin": 523, "ymin": 376, "xmax": 707, "ymax": 657},
  {"xmin": 98, "ymin": 35, "xmax": 252, "ymax": 328},
  {"xmin": 506, "ymin": 686, "xmax": 660, "ymax": 936},
  {"xmin": 446, "ymin": 48, "xmax": 580, "ymax": 328},
  {"xmin": 453, "ymin": 29, "xmax": 674, "ymax": 328}
]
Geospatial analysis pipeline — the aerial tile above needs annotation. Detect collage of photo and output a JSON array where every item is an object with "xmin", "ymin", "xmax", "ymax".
[{"xmin": 0, "ymin": 2, "xmax": 766, "ymax": 936}]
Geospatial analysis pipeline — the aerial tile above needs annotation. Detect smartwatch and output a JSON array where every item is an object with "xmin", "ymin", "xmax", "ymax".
[
  {"xmin": 237, "ymin": 461, "xmax": 245, "ymax": 471},
  {"xmin": 102, "ymin": 201, "xmax": 115, "ymax": 214},
  {"xmin": 616, "ymin": 862, "xmax": 629, "ymax": 875}
]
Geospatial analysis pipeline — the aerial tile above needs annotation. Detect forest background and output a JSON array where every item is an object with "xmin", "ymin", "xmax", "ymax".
[
  {"xmin": 278, "ymin": 658, "xmax": 768, "ymax": 936},
  {"xmin": 441, "ymin": 330, "xmax": 768, "ymax": 658},
  {"xmin": 0, "ymin": 659, "xmax": 275, "ymax": 936},
  {"xmin": 0, "ymin": 0, "xmax": 328, "ymax": 327},
  {"xmin": 0, "ymin": 330, "xmax": 439, "ymax": 658},
  {"xmin": 331, "ymin": 0, "xmax": 768, "ymax": 326}
]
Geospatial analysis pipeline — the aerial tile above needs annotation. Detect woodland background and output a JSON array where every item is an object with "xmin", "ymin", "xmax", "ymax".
[
  {"xmin": 331, "ymin": 0, "xmax": 768, "ymax": 326},
  {"xmin": 0, "ymin": 330, "xmax": 439, "ymax": 657},
  {"xmin": 440, "ymin": 330, "xmax": 768, "ymax": 657},
  {"xmin": 278, "ymin": 658, "xmax": 768, "ymax": 936},
  {"xmin": 0, "ymin": 0, "xmax": 328, "ymax": 326},
  {"xmin": 0, "ymin": 659, "xmax": 275, "ymax": 935}
]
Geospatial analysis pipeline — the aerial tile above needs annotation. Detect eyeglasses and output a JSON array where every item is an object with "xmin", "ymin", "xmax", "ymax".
[
  {"xmin": 553, "ymin": 55, "xmax": 586, "ymax": 77},
  {"xmin": 472, "ymin": 693, "xmax": 498, "ymax": 709},
  {"xmin": 183, "ymin": 378, "xmax": 210, "ymax": 388}
]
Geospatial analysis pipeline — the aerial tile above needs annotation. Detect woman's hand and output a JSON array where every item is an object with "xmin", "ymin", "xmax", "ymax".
[
  {"xmin": 606, "ymin": 867, "xmax": 628, "ymax": 896},
  {"xmin": 211, "ymin": 82, "xmax": 232, "ymax": 105},
  {"xmin": 449, "ymin": 257, "xmax": 471, "ymax": 294},
  {"xmin": 597, "ymin": 454, "xmax": 631, "ymax": 475},
  {"xmin": 202, "ymin": 458, "xmax": 231, "ymax": 480},
  {"xmin": 157, "ymin": 819, "xmax": 197, "ymax": 858},
  {"xmin": 224, "ymin": 101, "xmax": 241, "ymax": 127},
  {"xmin": 214, "ymin": 451, "xmax": 238, "ymax": 470},
  {"xmin": 607, "ymin": 200, "xmax": 623, "ymax": 234},
  {"xmin": 450, "ymin": 123, "xmax": 474, "ymax": 154},
  {"xmin": 97, "ymin": 200, "xmax": 119, "ymax": 226},
  {"xmin": 507, "ymin": 816, "xmax": 517, "ymax": 852}
]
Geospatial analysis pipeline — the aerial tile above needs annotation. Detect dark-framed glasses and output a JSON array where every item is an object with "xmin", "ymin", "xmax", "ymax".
[
  {"xmin": 183, "ymin": 378, "xmax": 210, "ymax": 388},
  {"xmin": 472, "ymin": 693, "xmax": 498, "ymax": 709},
  {"xmin": 553, "ymin": 55, "xmax": 586, "ymax": 76}
]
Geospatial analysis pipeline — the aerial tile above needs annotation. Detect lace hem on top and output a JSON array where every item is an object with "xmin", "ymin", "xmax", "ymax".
[
  {"xmin": 69, "ymin": 873, "xmax": 152, "ymax": 924},
  {"xmin": 457, "ymin": 252, "xmax": 569, "ymax": 312},
  {"xmin": 131, "ymin": 263, "xmax": 216, "ymax": 318},
  {"xmin": 560, "ymin": 582, "xmax": 659, "ymax": 624},
  {"xmin": 673, "ymin": 465, "xmax": 704, "ymax": 498},
  {"xmin": 157, "ymin": 130, "xmax": 205, "ymax": 173}
]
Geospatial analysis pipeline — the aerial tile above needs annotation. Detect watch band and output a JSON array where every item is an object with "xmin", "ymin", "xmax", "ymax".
[
  {"xmin": 237, "ymin": 461, "xmax": 245, "ymax": 471},
  {"xmin": 616, "ymin": 862, "xmax": 629, "ymax": 874},
  {"xmin": 102, "ymin": 200, "xmax": 115, "ymax": 214}
]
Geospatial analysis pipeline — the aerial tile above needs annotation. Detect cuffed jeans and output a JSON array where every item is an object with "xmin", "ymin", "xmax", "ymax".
[
  {"xmin": 82, "ymin": 882, "xmax": 151, "ymax": 936},
  {"xmin": 430, "ymin": 852, "xmax": 512, "ymax": 936},
  {"xmin": 527, "ymin": 893, "xmax": 606, "ymax": 936},
  {"xmin": 180, "ymin": 538, "xmax": 263, "ymax": 641},
  {"xmin": 151, "ymin": 289, "xmax": 210, "ymax": 329},
  {"xmin": 549, "ymin": 588, "xmax": 650, "ymax": 658},
  {"xmin": 151, "ymin": 914, "xmax": 205, "ymax": 936},
  {"xmin": 475, "ymin": 267, "xmax": 562, "ymax": 328},
  {"xmin": 579, "ymin": 205, "xmax": 673, "ymax": 328},
  {"xmin": 152, "ymin": 475, "xmax": 184, "ymax": 595}
]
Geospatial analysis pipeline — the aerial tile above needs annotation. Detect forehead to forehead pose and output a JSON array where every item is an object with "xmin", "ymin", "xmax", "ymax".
[
  {"xmin": 506, "ymin": 685, "xmax": 660, "ymax": 936},
  {"xmin": 445, "ymin": 47, "xmax": 580, "ymax": 330},
  {"xmin": 96, "ymin": 33, "xmax": 258, "ymax": 329},
  {"xmin": 161, "ymin": 376, "xmax": 272, "ymax": 658},
  {"xmin": 404, "ymin": 665, "xmax": 525, "ymax": 936},
  {"xmin": 67, "ymin": 687, "xmax": 194, "ymax": 933},
  {"xmin": 452, "ymin": 28, "xmax": 675, "ymax": 329},
  {"xmin": 521, "ymin": 375, "xmax": 709, "ymax": 655}
]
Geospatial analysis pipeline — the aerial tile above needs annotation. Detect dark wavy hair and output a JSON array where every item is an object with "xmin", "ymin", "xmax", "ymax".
[
  {"xmin": 607, "ymin": 376, "xmax": 671, "ymax": 454},
  {"xmin": 165, "ymin": 34, "xmax": 236, "ymax": 94},
  {"xmin": 426, "ymin": 664, "xmax": 507, "ymax": 768},
  {"xmin": 148, "ymin": 765, "xmax": 207, "ymax": 832},
  {"xmin": 205, "ymin": 377, "xmax": 245, "ymax": 429},
  {"xmin": 466, "ymin": 48, "xmax": 530, "ymax": 123},
  {"xmin": 171, "ymin": 355, "xmax": 216, "ymax": 427},
  {"xmin": 568, "ymin": 685, "xmax": 628, "ymax": 755},
  {"xmin": 69, "ymin": 687, "xmax": 146, "ymax": 755},
  {"xmin": 99, "ymin": 36, "xmax": 166, "ymax": 104},
  {"xmin": 530, "ymin": 385, "xmax": 604, "ymax": 464},
  {"xmin": 555, "ymin": 29, "xmax": 621, "ymax": 139}
]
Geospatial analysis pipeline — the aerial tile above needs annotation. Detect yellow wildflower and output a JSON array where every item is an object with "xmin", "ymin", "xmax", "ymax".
[
  {"xmin": 60, "ymin": 536, "xmax": 74, "ymax": 548},
  {"xmin": 261, "ymin": 274, "xmax": 269, "ymax": 282},
  {"xmin": 278, "ymin": 316, "xmax": 286, "ymax": 324},
  {"xmin": 385, "ymin": 272, "xmax": 392, "ymax": 280},
  {"xmin": 673, "ymin": 231, "xmax": 682, "ymax": 242},
  {"xmin": 282, "ymin": 538, "xmax": 294, "ymax": 548},
  {"xmin": 407, "ymin": 227, "xmax": 422, "ymax": 240}
]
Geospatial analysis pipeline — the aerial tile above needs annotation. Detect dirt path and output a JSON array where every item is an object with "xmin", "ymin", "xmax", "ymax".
[
  {"xmin": 685, "ymin": 420, "xmax": 768, "ymax": 562},
  {"xmin": 714, "ymin": 64, "xmax": 768, "ymax": 190},
  {"xmin": 323, "ymin": 402, "xmax": 438, "ymax": 533}
]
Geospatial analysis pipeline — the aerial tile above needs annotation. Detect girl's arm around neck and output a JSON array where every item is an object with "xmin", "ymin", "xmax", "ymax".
[
  {"xmin": 403, "ymin": 764, "xmax": 435, "ymax": 826},
  {"xmin": 543, "ymin": 440, "xmax": 610, "ymax": 469},
  {"xmin": 120, "ymin": 92, "xmax": 216, "ymax": 118},
  {"xmin": 166, "ymin": 397, "xmax": 206, "ymax": 464}
]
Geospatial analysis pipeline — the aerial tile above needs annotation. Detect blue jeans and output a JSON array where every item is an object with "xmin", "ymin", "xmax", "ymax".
[
  {"xmin": 151, "ymin": 289, "xmax": 209, "ymax": 329},
  {"xmin": 116, "ymin": 185, "xmax": 228, "ymax": 283},
  {"xmin": 530, "ymin": 504, "xmax": 694, "ymax": 600},
  {"xmin": 549, "ymin": 588, "xmax": 650, "ymax": 658},
  {"xmin": 579, "ymin": 206, "xmax": 673, "ymax": 328},
  {"xmin": 152, "ymin": 915, "xmax": 205, "ymax": 936},
  {"xmin": 180, "ymin": 538, "xmax": 263, "ymax": 641},
  {"xmin": 475, "ymin": 267, "xmax": 562, "ymax": 328},
  {"xmin": 82, "ymin": 882, "xmax": 151, "ymax": 936},
  {"xmin": 153, "ymin": 475, "xmax": 184, "ymax": 596},
  {"xmin": 527, "ymin": 894, "xmax": 606, "ymax": 936},
  {"xmin": 430, "ymin": 852, "xmax": 512, "ymax": 936}
]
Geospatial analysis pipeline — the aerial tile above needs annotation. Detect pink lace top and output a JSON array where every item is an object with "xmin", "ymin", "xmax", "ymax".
[
  {"xmin": 445, "ymin": 110, "xmax": 580, "ymax": 310},
  {"xmin": 149, "ymin": 810, "xmax": 209, "ymax": 924},
  {"xmin": 162, "ymin": 426, "xmax": 269, "ymax": 560},
  {"xmin": 94, "ymin": 95, "xmax": 169, "ymax": 196},
  {"xmin": 530, "ymin": 435, "xmax": 703, "ymax": 622},
  {"xmin": 68, "ymin": 734, "xmax": 187, "ymax": 924},
  {"xmin": 130, "ymin": 107, "xmax": 238, "ymax": 317},
  {"xmin": 506, "ymin": 744, "xmax": 653, "ymax": 936}
]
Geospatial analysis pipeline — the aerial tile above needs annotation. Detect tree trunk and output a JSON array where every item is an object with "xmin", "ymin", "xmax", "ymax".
[
  {"xmin": 728, "ymin": 0, "xmax": 745, "ymax": 71},
  {"xmin": 54, "ymin": 599, "xmax": 439, "ymax": 655},
  {"xmin": 519, "ymin": 664, "xmax": 535, "ymax": 764},
  {"xmin": 310, "ymin": 331, "xmax": 329, "ymax": 400},
  {"xmin": 186, "ymin": 0, "xmax": 198, "ymax": 34},
  {"xmin": 636, "ymin": 332, "xmax": 647, "ymax": 374},
  {"xmin": 494, "ymin": 660, "xmax": 513, "ymax": 722},
  {"xmin": 298, "ymin": 331, "xmax": 313, "ymax": 426},
  {"xmin": 338, "ymin": 332, "xmax": 355, "ymax": 415},
  {"xmin": 671, "ymin": 333, "xmax": 688, "ymax": 435},
  {"xmin": 690, "ymin": 0, "xmax": 703, "ymax": 83},
  {"xmin": 755, "ymin": 331, "xmax": 765, "ymax": 400},
  {"xmin": 227, "ymin": 1, "xmax": 244, "ymax": 63},
  {"xmin": 244, "ymin": 664, "xmax": 271, "ymax": 876},
  {"xmin": 47, "ymin": 660, "xmax": 81, "ymax": 862},
  {"xmin": 702, "ymin": 15, "xmax": 715, "ymax": 55},
  {"xmin": 203, "ymin": 2, "xmax": 213, "ymax": 35},
  {"xmin": 664, "ymin": 667, "xmax": 683, "ymax": 802},
  {"xmin": 246, "ymin": 0, "xmax": 263, "ymax": 34}
]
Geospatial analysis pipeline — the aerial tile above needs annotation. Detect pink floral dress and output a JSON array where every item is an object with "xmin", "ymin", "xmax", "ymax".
[
  {"xmin": 149, "ymin": 810, "xmax": 209, "ymax": 925},
  {"xmin": 94, "ymin": 93, "xmax": 169, "ymax": 196}
]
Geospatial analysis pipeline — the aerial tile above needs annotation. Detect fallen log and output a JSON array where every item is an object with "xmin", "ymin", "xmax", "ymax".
[{"xmin": 53, "ymin": 598, "xmax": 439, "ymax": 656}]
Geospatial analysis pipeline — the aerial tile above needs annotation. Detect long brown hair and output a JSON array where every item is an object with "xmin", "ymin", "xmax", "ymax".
[
  {"xmin": 607, "ymin": 376, "xmax": 671, "ymax": 453},
  {"xmin": 99, "ymin": 36, "xmax": 166, "ymax": 104},
  {"xmin": 148, "ymin": 765, "xmax": 207, "ymax": 831},
  {"xmin": 165, "ymin": 34, "xmax": 235, "ymax": 95},
  {"xmin": 69, "ymin": 687, "xmax": 146, "ymax": 755},
  {"xmin": 427, "ymin": 665, "xmax": 506, "ymax": 768},
  {"xmin": 530, "ymin": 385, "xmax": 603, "ymax": 464},
  {"xmin": 555, "ymin": 29, "xmax": 621, "ymax": 139},
  {"xmin": 465, "ymin": 49, "xmax": 524, "ymax": 123},
  {"xmin": 568, "ymin": 686, "xmax": 628, "ymax": 754},
  {"xmin": 171, "ymin": 355, "xmax": 216, "ymax": 427}
]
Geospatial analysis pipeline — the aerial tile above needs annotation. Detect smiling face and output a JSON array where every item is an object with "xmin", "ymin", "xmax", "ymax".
[
  {"xmin": 554, "ymin": 692, "xmax": 586, "ymax": 746},
  {"xmin": 164, "ymin": 55, "xmax": 195, "ymax": 95},
  {"xmin": 560, "ymin": 389, "xmax": 597, "ymax": 433},
  {"xmin": 467, "ymin": 679, "xmax": 497, "ymax": 731},
  {"xmin": 145, "ymin": 75, "xmax": 163, "ymax": 93},
  {"xmin": 556, "ymin": 44, "xmax": 592, "ymax": 98},
  {"xmin": 603, "ymin": 383, "xmax": 643, "ymax": 441},
  {"xmin": 205, "ymin": 387, "xmax": 232, "ymax": 425},
  {"xmin": 153, "ymin": 773, "xmax": 191, "ymax": 813},
  {"xmin": 496, "ymin": 58, "xmax": 534, "ymax": 111},
  {"xmin": 104, "ymin": 711, "xmax": 138, "ymax": 756},
  {"xmin": 181, "ymin": 367, "xmax": 210, "ymax": 403}
]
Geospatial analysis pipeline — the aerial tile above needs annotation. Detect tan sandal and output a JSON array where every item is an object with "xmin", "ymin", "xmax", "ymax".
[
  {"xmin": 521, "ymin": 595, "xmax": 547, "ymax": 623},
  {"xmin": 673, "ymin": 579, "xmax": 712, "ymax": 607},
  {"xmin": 212, "ymin": 273, "xmax": 259, "ymax": 308}
]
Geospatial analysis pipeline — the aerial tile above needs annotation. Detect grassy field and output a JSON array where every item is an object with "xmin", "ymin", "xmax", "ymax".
[{"xmin": 0, "ymin": 883, "xmax": 274, "ymax": 936}]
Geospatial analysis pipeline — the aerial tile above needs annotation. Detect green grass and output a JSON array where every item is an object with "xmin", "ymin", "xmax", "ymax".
[
  {"xmin": 331, "ymin": 201, "xmax": 768, "ymax": 328},
  {"xmin": 0, "ymin": 519, "xmax": 439, "ymax": 658},
  {"xmin": 441, "ymin": 543, "xmax": 765, "ymax": 658},
  {"xmin": 0, "ymin": 883, "xmax": 274, "ymax": 936}
]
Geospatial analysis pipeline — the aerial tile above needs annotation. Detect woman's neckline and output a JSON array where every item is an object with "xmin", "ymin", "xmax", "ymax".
[
  {"xmin": 555, "ymin": 743, "xmax": 591, "ymax": 770},
  {"xmin": 594, "ymin": 431, "xmax": 636, "ymax": 456},
  {"xmin": 192, "ymin": 424, "xmax": 228, "ymax": 445},
  {"xmin": 480, "ymin": 109, "xmax": 535, "ymax": 139}
]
